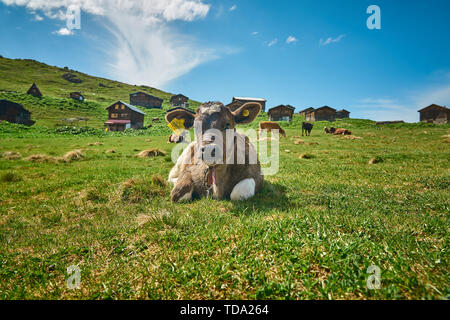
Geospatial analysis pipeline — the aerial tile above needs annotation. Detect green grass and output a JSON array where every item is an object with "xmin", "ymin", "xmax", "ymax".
[{"xmin": 0, "ymin": 118, "xmax": 448, "ymax": 300}]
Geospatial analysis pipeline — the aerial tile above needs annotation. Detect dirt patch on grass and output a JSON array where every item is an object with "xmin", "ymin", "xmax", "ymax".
[
  {"xmin": 88, "ymin": 142, "xmax": 104, "ymax": 146},
  {"xmin": 25, "ymin": 150, "xmax": 84, "ymax": 163},
  {"xmin": 306, "ymin": 142, "xmax": 319, "ymax": 146},
  {"xmin": 294, "ymin": 139, "xmax": 305, "ymax": 145},
  {"xmin": 106, "ymin": 149, "xmax": 116, "ymax": 154},
  {"xmin": 63, "ymin": 150, "xmax": 84, "ymax": 162},
  {"xmin": 299, "ymin": 153, "xmax": 314, "ymax": 159},
  {"xmin": 369, "ymin": 156, "xmax": 383, "ymax": 164},
  {"xmin": 1, "ymin": 151, "xmax": 21, "ymax": 160},
  {"xmin": 137, "ymin": 149, "xmax": 166, "ymax": 158}
]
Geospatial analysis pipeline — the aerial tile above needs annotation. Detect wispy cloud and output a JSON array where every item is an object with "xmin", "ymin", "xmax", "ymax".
[
  {"xmin": 286, "ymin": 36, "xmax": 298, "ymax": 44},
  {"xmin": 268, "ymin": 38, "xmax": 278, "ymax": 47},
  {"xmin": 1, "ymin": 0, "xmax": 216, "ymax": 88},
  {"xmin": 320, "ymin": 34, "xmax": 345, "ymax": 46},
  {"xmin": 251, "ymin": 31, "xmax": 259, "ymax": 36},
  {"xmin": 34, "ymin": 14, "xmax": 44, "ymax": 21},
  {"xmin": 229, "ymin": 5, "xmax": 237, "ymax": 12},
  {"xmin": 53, "ymin": 27, "xmax": 73, "ymax": 36}
]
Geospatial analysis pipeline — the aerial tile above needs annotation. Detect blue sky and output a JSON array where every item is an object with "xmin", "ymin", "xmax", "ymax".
[{"xmin": 1, "ymin": 0, "xmax": 449, "ymax": 122}]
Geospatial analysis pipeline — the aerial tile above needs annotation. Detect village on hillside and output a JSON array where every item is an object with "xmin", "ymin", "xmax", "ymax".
[{"xmin": 1, "ymin": 82, "xmax": 449, "ymax": 132}]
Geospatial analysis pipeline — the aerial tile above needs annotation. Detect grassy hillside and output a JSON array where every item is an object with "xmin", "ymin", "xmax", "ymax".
[{"xmin": 0, "ymin": 56, "xmax": 201, "ymax": 127}]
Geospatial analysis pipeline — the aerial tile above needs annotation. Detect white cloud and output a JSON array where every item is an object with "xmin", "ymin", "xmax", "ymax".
[
  {"xmin": 53, "ymin": 27, "xmax": 73, "ymax": 36},
  {"xmin": 229, "ymin": 5, "xmax": 237, "ymax": 12},
  {"xmin": 1, "ymin": 0, "xmax": 214, "ymax": 88},
  {"xmin": 414, "ymin": 84, "xmax": 450, "ymax": 108},
  {"xmin": 251, "ymin": 31, "xmax": 259, "ymax": 36},
  {"xmin": 320, "ymin": 34, "xmax": 345, "ymax": 46},
  {"xmin": 355, "ymin": 98, "xmax": 417, "ymax": 122},
  {"xmin": 286, "ymin": 36, "xmax": 298, "ymax": 44},
  {"xmin": 34, "ymin": 14, "xmax": 43, "ymax": 21},
  {"xmin": 268, "ymin": 38, "xmax": 278, "ymax": 47}
]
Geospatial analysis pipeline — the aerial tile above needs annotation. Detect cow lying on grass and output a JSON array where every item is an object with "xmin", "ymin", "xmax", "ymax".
[
  {"xmin": 324, "ymin": 127, "xmax": 352, "ymax": 135},
  {"xmin": 302, "ymin": 122, "xmax": 313, "ymax": 136},
  {"xmin": 259, "ymin": 121, "xmax": 286, "ymax": 138},
  {"xmin": 166, "ymin": 102, "xmax": 264, "ymax": 202}
]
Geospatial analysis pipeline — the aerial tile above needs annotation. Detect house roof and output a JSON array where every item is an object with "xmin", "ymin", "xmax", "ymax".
[
  {"xmin": 268, "ymin": 105, "xmax": 295, "ymax": 113},
  {"xmin": 106, "ymin": 101, "xmax": 146, "ymax": 115},
  {"xmin": 315, "ymin": 106, "xmax": 337, "ymax": 112},
  {"xmin": 170, "ymin": 94, "xmax": 188, "ymax": 101},
  {"xmin": 337, "ymin": 109, "xmax": 350, "ymax": 113},
  {"xmin": 0, "ymin": 99, "xmax": 31, "ymax": 113},
  {"xmin": 418, "ymin": 104, "xmax": 448, "ymax": 112},
  {"xmin": 299, "ymin": 107, "xmax": 315, "ymax": 113},
  {"xmin": 233, "ymin": 97, "xmax": 267, "ymax": 102},
  {"xmin": 130, "ymin": 92, "xmax": 163, "ymax": 101}
]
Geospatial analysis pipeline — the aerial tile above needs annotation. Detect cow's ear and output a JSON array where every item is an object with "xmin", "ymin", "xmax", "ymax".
[
  {"xmin": 165, "ymin": 110, "xmax": 195, "ymax": 129},
  {"xmin": 232, "ymin": 102, "xmax": 261, "ymax": 124}
]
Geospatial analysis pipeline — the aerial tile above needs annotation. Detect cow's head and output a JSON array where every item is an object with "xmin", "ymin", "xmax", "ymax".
[{"xmin": 166, "ymin": 102, "xmax": 261, "ymax": 167}]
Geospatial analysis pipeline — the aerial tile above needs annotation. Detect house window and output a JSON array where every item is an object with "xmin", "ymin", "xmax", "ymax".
[
  {"xmin": 121, "ymin": 113, "xmax": 128, "ymax": 118},
  {"xmin": 115, "ymin": 104, "xmax": 119, "ymax": 110},
  {"xmin": 121, "ymin": 105, "xmax": 125, "ymax": 110},
  {"xmin": 111, "ymin": 113, "xmax": 118, "ymax": 118}
]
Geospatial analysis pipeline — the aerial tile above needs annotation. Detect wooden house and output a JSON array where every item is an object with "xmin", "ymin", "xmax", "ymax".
[
  {"xmin": 105, "ymin": 101, "xmax": 146, "ymax": 132},
  {"xmin": 130, "ymin": 92, "xmax": 163, "ymax": 109},
  {"xmin": 27, "ymin": 83, "xmax": 42, "ymax": 97},
  {"xmin": 299, "ymin": 107, "xmax": 314, "ymax": 117},
  {"xmin": 0, "ymin": 100, "xmax": 34, "ymax": 125},
  {"xmin": 268, "ymin": 105, "xmax": 295, "ymax": 122},
  {"xmin": 336, "ymin": 109, "xmax": 350, "ymax": 119},
  {"xmin": 232, "ymin": 97, "xmax": 267, "ymax": 112},
  {"xmin": 306, "ymin": 106, "xmax": 337, "ymax": 122},
  {"xmin": 70, "ymin": 92, "xmax": 85, "ymax": 101},
  {"xmin": 170, "ymin": 94, "xmax": 189, "ymax": 108},
  {"xmin": 418, "ymin": 104, "xmax": 449, "ymax": 124}
]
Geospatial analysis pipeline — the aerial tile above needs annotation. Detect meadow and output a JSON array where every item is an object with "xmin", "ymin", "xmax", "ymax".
[{"xmin": 0, "ymin": 118, "xmax": 448, "ymax": 299}]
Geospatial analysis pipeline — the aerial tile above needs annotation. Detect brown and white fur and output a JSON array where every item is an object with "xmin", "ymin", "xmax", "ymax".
[{"xmin": 166, "ymin": 102, "xmax": 264, "ymax": 202}]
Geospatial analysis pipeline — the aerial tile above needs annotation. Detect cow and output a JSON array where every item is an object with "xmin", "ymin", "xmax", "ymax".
[
  {"xmin": 258, "ymin": 121, "xmax": 286, "ymax": 138},
  {"xmin": 324, "ymin": 127, "xmax": 336, "ymax": 134},
  {"xmin": 166, "ymin": 102, "xmax": 264, "ymax": 203},
  {"xmin": 302, "ymin": 122, "xmax": 313, "ymax": 136},
  {"xmin": 333, "ymin": 128, "xmax": 352, "ymax": 135}
]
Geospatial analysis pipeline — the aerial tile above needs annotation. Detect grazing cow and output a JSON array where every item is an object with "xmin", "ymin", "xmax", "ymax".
[
  {"xmin": 168, "ymin": 132, "xmax": 187, "ymax": 144},
  {"xmin": 333, "ymin": 128, "xmax": 352, "ymax": 135},
  {"xmin": 302, "ymin": 122, "xmax": 314, "ymax": 136},
  {"xmin": 259, "ymin": 121, "xmax": 287, "ymax": 138},
  {"xmin": 166, "ymin": 102, "xmax": 264, "ymax": 202}
]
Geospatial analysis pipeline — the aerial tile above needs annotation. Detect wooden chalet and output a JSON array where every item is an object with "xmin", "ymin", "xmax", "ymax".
[
  {"xmin": 70, "ymin": 92, "xmax": 85, "ymax": 101},
  {"xmin": 130, "ymin": 92, "xmax": 163, "ymax": 109},
  {"xmin": 105, "ymin": 101, "xmax": 146, "ymax": 132},
  {"xmin": 27, "ymin": 83, "xmax": 42, "ymax": 97},
  {"xmin": 306, "ymin": 106, "xmax": 337, "ymax": 122},
  {"xmin": 170, "ymin": 94, "xmax": 189, "ymax": 108},
  {"xmin": 268, "ymin": 105, "xmax": 295, "ymax": 122},
  {"xmin": 336, "ymin": 109, "xmax": 350, "ymax": 119},
  {"xmin": 0, "ymin": 100, "xmax": 34, "ymax": 126},
  {"xmin": 418, "ymin": 104, "xmax": 450, "ymax": 124},
  {"xmin": 232, "ymin": 97, "xmax": 267, "ymax": 112},
  {"xmin": 299, "ymin": 107, "xmax": 314, "ymax": 117}
]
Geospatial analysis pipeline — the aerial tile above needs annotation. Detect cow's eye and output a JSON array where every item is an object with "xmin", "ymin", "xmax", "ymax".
[{"xmin": 225, "ymin": 123, "xmax": 230, "ymax": 130}]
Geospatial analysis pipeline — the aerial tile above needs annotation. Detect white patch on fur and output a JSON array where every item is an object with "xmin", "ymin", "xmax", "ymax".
[
  {"xmin": 168, "ymin": 142, "xmax": 195, "ymax": 185},
  {"xmin": 202, "ymin": 105, "xmax": 221, "ymax": 115},
  {"xmin": 230, "ymin": 178, "xmax": 256, "ymax": 201},
  {"xmin": 178, "ymin": 190, "xmax": 193, "ymax": 202}
]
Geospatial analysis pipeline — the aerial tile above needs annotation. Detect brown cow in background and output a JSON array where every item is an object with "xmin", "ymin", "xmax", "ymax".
[
  {"xmin": 259, "ymin": 121, "xmax": 287, "ymax": 138},
  {"xmin": 324, "ymin": 127, "xmax": 352, "ymax": 135}
]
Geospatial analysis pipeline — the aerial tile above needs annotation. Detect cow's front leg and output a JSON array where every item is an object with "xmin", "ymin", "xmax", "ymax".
[
  {"xmin": 230, "ymin": 178, "xmax": 256, "ymax": 201},
  {"xmin": 171, "ymin": 172, "xmax": 194, "ymax": 202}
]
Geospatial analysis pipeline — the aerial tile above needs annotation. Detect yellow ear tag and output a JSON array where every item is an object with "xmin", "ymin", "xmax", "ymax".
[
  {"xmin": 168, "ymin": 118, "xmax": 186, "ymax": 136},
  {"xmin": 243, "ymin": 110, "xmax": 250, "ymax": 117}
]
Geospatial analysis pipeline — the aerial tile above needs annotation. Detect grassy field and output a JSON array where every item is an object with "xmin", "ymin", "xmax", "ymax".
[{"xmin": 0, "ymin": 118, "xmax": 449, "ymax": 300}]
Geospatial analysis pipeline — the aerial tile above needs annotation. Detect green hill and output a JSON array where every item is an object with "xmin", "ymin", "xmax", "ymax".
[{"xmin": 0, "ymin": 56, "xmax": 201, "ymax": 128}]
